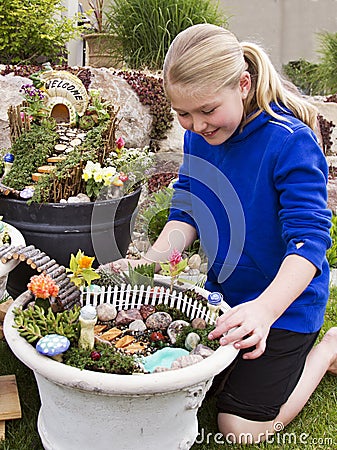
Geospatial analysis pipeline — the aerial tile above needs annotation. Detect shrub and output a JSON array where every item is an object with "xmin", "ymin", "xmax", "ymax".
[
  {"xmin": 106, "ymin": 0, "xmax": 228, "ymax": 70},
  {"xmin": 0, "ymin": 0, "xmax": 80, "ymax": 65},
  {"xmin": 282, "ymin": 59, "xmax": 320, "ymax": 95},
  {"xmin": 283, "ymin": 31, "xmax": 337, "ymax": 96}
]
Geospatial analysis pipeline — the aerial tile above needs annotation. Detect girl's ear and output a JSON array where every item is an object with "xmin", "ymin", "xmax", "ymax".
[{"xmin": 240, "ymin": 71, "xmax": 251, "ymax": 98}]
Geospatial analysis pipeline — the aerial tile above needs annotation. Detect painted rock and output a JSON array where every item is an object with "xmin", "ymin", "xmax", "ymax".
[
  {"xmin": 96, "ymin": 303, "xmax": 117, "ymax": 322},
  {"xmin": 115, "ymin": 308, "xmax": 143, "ymax": 326},
  {"xmin": 36, "ymin": 334, "xmax": 70, "ymax": 357},
  {"xmin": 139, "ymin": 304, "xmax": 156, "ymax": 320},
  {"xmin": 145, "ymin": 311, "xmax": 172, "ymax": 330},
  {"xmin": 167, "ymin": 320, "xmax": 190, "ymax": 344},
  {"xmin": 185, "ymin": 332, "xmax": 201, "ymax": 351}
]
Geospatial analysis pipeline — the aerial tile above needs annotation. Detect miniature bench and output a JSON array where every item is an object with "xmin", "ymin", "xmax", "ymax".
[{"xmin": 0, "ymin": 375, "xmax": 21, "ymax": 440}]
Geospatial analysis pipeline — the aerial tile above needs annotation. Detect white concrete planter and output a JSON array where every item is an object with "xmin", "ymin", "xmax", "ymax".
[
  {"xmin": 330, "ymin": 268, "xmax": 337, "ymax": 287},
  {"xmin": 0, "ymin": 222, "xmax": 25, "ymax": 298},
  {"xmin": 4, "ymin": 285, "xmax": 238, "ymax": 450}
]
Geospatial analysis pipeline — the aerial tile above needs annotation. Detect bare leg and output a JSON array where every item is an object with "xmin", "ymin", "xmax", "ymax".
[{"xmin": 217, "ymin": 327, "xmax": 337, "ymax": 444}]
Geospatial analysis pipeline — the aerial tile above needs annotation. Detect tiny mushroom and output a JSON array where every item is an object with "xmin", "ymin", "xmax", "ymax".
[{"xmin": 36, "ymin": 334, "xmax": 70, "ymax": 361}]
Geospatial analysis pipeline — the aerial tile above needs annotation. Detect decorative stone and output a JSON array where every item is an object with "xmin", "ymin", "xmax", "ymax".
[
  {"xmin": 70, "ymin": 138, "xmax": 82, "ymax": 147},
  {"xmin": 184, "ymin": 332, "xmax": 201, "ymax": 351},
  {"xmin": 142, "ymin": 347, "xmax": 189, "ymax": 373},
  {"xmin": 115, "ymin": 308, "xmax": 143, "ymax": 326},
  {"xmin": 54, "ymin": 143, "xmax": 67, "ymax": 152},
  {"xmin": 191, "ymin": 317, "xmax": 206, "ymax": 330},
  {"xmin": 96, "ymin": 303, "xmax": 117, "ymax": 322},
  {"xmin": 67, "ymin": 196, "xmax": 82, "ymax": 203},
  {"xmin": 128, "ymin": 319, "xmax": 147, "ymax": 332},
  {"xmin": 167, "ymin": 320, "xmax": 190, "ymax": 344},
  {"xmin": 188, "ymin": 254, "xmax": 201, "ymax": 269},
  {"xmin": 171, "ymin": 354, "xmax": 203, "ymax": 370},
  {"xmin": 76, "ymin": 193, "xmax": 91, "ymax": 202},
  {"xmin": 191, "ymin": 344, "xmax": 215, "ymax": 359},
  {"xmin": 139, "ymin": 304, "xmax": 156, "ymax": 320},
  {"xmin": 145, "ymin": 311, "xmax": 172, "ymax": 330}
]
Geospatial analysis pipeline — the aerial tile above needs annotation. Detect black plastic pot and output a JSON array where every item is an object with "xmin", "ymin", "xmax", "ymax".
[{"xmin": 0, "ymin": 187, "xmax": 141, "ymax": 298}]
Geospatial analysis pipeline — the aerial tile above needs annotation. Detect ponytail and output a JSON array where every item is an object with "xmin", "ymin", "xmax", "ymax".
[{"xmin": 241, "ymin": 42, "xmax": 318, "ymax": 130}]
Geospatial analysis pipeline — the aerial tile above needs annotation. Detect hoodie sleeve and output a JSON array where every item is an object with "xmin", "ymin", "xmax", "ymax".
[
  {"xmin": 168, "ymin": 131, "xmax": 198, "ymax": 231},
  {"xmin": 274, "ymin": 126, "xmax": 332, "ymax": 274}
]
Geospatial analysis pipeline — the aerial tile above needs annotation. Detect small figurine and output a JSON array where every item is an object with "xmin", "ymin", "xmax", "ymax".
[
  {"xmin": 3, "ymin": 153, "xmax": 14, "ymax": 176},
  {"xmin": 78, "ymin": 304, "xmax": 97, "ymax": 350},
  {"xmin": 207, "ymin": 291, "xmax": 223, "ymax": 321}
]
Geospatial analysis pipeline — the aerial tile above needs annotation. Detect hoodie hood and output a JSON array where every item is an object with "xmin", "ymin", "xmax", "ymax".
[{"xmin": 228, "ymin": 102, "xmax": 296, "ymax": 144}]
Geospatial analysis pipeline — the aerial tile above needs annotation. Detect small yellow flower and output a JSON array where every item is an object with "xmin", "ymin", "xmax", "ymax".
[{"xmin": 78, "ymin": 255, "xmax": 94, "ymax": 269}]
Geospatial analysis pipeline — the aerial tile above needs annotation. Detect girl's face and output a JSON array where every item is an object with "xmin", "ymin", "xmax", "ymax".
[{"xmin": 170, "ymin": 71, "xmax": 251, "ymax": 146}]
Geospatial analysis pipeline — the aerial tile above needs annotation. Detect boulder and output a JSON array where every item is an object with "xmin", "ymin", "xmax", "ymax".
[
  {"xmin": 0, "ymin": 73, "xmax": 30, "ymax": 149},
  {"xmin": 89, "ymin": 68, "xmax": 153, "ymax": 149}
]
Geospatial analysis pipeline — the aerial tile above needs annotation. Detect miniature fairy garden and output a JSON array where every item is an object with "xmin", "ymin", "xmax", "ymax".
[
  {"xmin": 0, "ymin": 66, "xmax": 157, "ymax": 204},
  {"xmin": 0, "ymin": 217, "xmax": 11, "ymax": 246},
  {"xmin": 11, "ymin": 248, "xmax": 222, "ymax": 375}
]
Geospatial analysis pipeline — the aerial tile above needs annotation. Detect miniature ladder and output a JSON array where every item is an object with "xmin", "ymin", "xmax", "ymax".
[{"xmin": 0, "ymin": 375, "xmax": 21, "ymax": 440}]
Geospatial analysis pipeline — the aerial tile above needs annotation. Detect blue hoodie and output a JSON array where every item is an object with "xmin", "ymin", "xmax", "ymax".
[{"xmin": 168, "ymin": 104, "xmax": 332, "ymax": 333}]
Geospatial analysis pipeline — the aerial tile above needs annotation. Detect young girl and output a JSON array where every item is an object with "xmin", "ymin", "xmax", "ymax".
[{"xmin": 108, "ymin": 24, "xmax": 337, "ymax": 443}]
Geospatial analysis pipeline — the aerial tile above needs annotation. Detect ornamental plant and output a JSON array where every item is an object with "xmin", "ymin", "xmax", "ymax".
[
  {"xmin": 0, "ymin": 0, "xmax": 80, "ymax": 65},
  {"xmin": 106, "ymin": 0, "xmax": 228, "ymax": 70},
  {"xmin": 19, "ymin": 84, "xmax": 48, "ymax": 123},
  {"xmin": 27, "ymin": 273, "xmax": 60, "ymax": 311},
  {"xmin": 66, "ymin": 250, "xmax": 100, "ymax": 288},
  {"xmin": 160, "ymin": 249, "xmax": 188, "ymax": 292},
  {"xmin": 82, "ymin": 160, "xmax": 120, "ymax": 199}
]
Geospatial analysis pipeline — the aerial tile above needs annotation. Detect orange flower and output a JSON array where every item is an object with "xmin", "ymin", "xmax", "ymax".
[
  {"xmin": 27, "ymin": 273, "xmax": 59, "ymax": 299},
  {"xmin": 78, "ymin": 255, "xmax": 94, "ymax": 269}
]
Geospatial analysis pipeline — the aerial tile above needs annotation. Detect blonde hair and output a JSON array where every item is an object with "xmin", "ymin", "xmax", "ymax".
[{"xmin": 163, "ymin": 24, "xmax": 318, "ymax": 130}]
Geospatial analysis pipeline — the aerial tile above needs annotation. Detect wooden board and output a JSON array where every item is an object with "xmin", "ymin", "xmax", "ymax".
[{"xmin": 0, "ymin": 375, "xmax": 21, "ymax": 440}]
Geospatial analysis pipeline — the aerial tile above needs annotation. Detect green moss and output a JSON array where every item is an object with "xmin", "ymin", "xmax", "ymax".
[
  {"xmin": 175, "ymin": 325, "xmax": 220, "ymax": 351},
  {"xmin": 3, "ymin": 122, "xmax": 58, "ymax": 190},
  {"xmin": 63, "ymin": 343, "xmax": 143, "ymax": 375}
]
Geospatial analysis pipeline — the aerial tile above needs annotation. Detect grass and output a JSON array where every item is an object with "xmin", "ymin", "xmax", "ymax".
[{"xmin": 0, "ymin": 290, "xmax": 336, "ymax": 450}]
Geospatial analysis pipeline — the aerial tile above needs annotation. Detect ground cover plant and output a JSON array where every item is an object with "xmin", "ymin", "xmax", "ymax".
[{"xmin": 1, "ymin": 288, "xmax": 336, "ymax": 450}]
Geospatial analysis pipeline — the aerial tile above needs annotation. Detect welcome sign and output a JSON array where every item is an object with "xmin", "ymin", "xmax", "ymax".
[{"xmin": 40, "ymin": 70, "xmax": 89, "ymax": 124}]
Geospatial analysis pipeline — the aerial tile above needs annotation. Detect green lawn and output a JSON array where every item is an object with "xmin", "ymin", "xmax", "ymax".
[{"xmin": 0, "ymin": 290, "xmax": 336, "ymax": 450}]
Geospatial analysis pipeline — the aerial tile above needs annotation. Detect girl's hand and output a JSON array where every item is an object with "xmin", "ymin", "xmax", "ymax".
[
  {"xmin": 208, "ymin": 299, "xmax": 275, "ymax": 360},
  {"xmin": 98, "ymin": 257, "xmax": 150, "ymax": 273}
]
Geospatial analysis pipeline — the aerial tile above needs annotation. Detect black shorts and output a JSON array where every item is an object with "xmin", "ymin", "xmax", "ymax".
[{"xmin": 215, "ymin": 328, "xmax": 319, "ymax": 422}]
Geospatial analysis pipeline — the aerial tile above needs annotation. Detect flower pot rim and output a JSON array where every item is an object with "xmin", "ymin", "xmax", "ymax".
[
  {"xmin": 4, "ymin": 288, "xmax": 239, "ymax": 395},
  {"xmin": 0, "ymin": 222, "xmax": 26, "ymax": 277},
  {"xmin": 0, "ymin": 186, "xmax": 141, "ymax": 208},
  {"xmin": 82, "ymin": 32, "xmax": 118, "ymax": 41}
]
